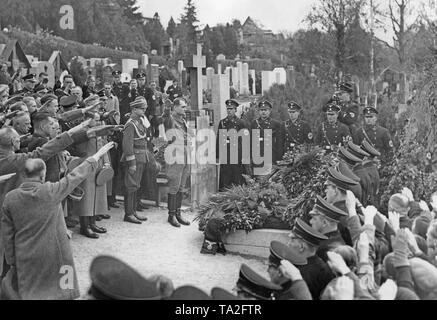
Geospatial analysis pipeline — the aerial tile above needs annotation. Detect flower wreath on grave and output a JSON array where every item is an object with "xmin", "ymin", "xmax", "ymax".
[{"xmin": 195, "ymin": 145, "xmax": 338, "ymax": 233}]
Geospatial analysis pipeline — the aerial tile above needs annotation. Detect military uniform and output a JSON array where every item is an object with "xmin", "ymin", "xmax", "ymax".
[
  {"xmin": 111, "ymin": 71, "xmax": 131, "ymax": 124},
  {"xmin": 236, "ymin": 264, "xmax": 282, "ymax": 300},
  {"xmin": 284, "ymin": 101, "xmax": 313, "ymax": 152},
  {"xmin": 315, "ymin": 104, "xmax": 351, "ymax": 150},
  {"xmin": 14, "ymin": 74, "xmax": 37, "ymax": 96},
  {"xmin": 217, "ymin": 99, "xmax": 249, "ymax": 191},
  {"xmin": 360, "ymin": 140, "xmax": 382, "ymax": 206},
  {"xmin": 338, "ymin": 101, "xmax": 360, "ymax": 143},
  {"xmin": 356, "ymin": 107, "xmax": 394, "ymax": 162},
  {"xmin": 291, "ymin": 218, "xmax": 334, "ymax": 300},
  {"xmin": 121, "ymin": 97, "xmax": 151, "ymax": 224},
  {"xmin": 337, "ymin": 161, "xmax": 363, "ymax": 201},
  {"xmin": 250, "ymin": 101, "xmax": 285, "ymax": 171}
]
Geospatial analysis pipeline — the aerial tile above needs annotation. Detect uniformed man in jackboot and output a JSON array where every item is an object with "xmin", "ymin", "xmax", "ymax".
[
  {"xmin": 250, "ymin": 100, "xmax": 285, "ymax": 176},
  {"xmin": 163, "ymin": 98, "xmax": 191, "ymax": 228},
  {"xmin": 216, "ymin": 99, "xmax": 249, "ymax": 191},
  {"xmin": 120, "ymin": 97, "xmax": 149, "ymax": 224},
  {"xmin": 315, "ymin": 103, "xmax": 351, "ymax": 151},
  {"xmin": 111, "ymin": 71, "xmax": 130, "ymax": 124},
  {"xmin": 334, "ymin": 82, "xmax": 360, "ymax": 143},
  {"xmin": 356, "ymin": 106, "xmax": 394, "ymax": 164},
  {"xmin": 284, "ymin": 101, "xmax": 313, "ymax": 152}
]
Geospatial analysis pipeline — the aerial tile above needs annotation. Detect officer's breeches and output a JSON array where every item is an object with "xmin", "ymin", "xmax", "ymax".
[
  {"xmin": 166, "ymin": 163, "xmax": 190, "ymax": 195},
  {"xmin": 124, "ymin": 163, "xmax": 145, "ymax": 193}
]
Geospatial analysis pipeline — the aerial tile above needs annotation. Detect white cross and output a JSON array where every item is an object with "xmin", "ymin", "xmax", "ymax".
[{"xmin": 192, "ymin": 43, "xmax": 206, "ymax": 110}]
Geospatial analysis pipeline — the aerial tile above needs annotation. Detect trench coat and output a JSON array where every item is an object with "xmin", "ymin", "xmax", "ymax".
[
  {"xmin": 71, "ymin": 137, "xmax": 109, "ymax": 217},
  {"xmin": 1, "ymin": 158, "xmax": 98, "ymax": 299},
  {"xmin": 0, "ymin": 132, "xmax": 76, "ymax": 277}
]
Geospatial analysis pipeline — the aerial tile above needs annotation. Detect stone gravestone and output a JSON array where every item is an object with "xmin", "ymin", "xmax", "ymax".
[
  {"xmin": 146, "ymin": 64, "xmax": 160, "ymax": 84},
  {"xmin": 141, "ymin": 54, "xmax": 149, "ymax": 67},
  {"xmin": 236, "ymin": 61, "xmax": 243, "ymax": 93},
  {"xmin": 122, "ymin": 59, "xmax": 138, "ymax": 77},
  {"xmin": 249, "ymin": 69, "xmax": 256, "ymax": 95},
  {"xmin": 231, "ymin": 67, "xmax": 238, "ymax": 88},
  {"xmin": 286, "ymin": 66, "xmax": 296, "ymax": 89},
  {"xmin": 206, "ymin": 67, "xmax": 214, "ymax": 91},
  {"xmin": 273, "ymin": 67, "xmax": 287, "ymax": 85},
  {"xmin": 202, "ymin": 76, "xmax": 208, "ymax": 94},
  {"xmin": 240, "ymin": 63, "xmax": 249, "ymax": 95},
  {"xmin": 225, "ymin": 67, "xmax": 231, "ymax": 85},
  {"xmin": 261, "ymin": 71, "xmax": 274, "ymax": 94},
  {"xmin": 186, "ymin": 43, "xmax": 206, "ymax": 110},
  {"xmin": 212, "ymin": 71, "xmax": 230, "ymax": 133},
  {"xmin": 181, "ymin": 68, "xmax": 187, "ymax": 90},
  {"xmin": 177, "ymin": 60, "xmax": 184, "ymax": 84}
]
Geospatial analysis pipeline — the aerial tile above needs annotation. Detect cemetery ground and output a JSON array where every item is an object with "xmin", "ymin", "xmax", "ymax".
[{"xmin": 71, "ymin": 199, "xmax": 267, "ymax": 297}]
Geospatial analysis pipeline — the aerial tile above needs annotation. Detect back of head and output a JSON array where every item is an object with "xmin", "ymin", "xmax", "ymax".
[
  {"xmin": 410, "ymin": 257, "xmax": 437, "ymax": 299},
  {"xmin": 23, "ymin": 158, "xmax": 46, "ymax": 179},
  {"xmin": 0, "ymin": 127, "xmax": 18, "ymax": 149},
  {"xmin": 388, "ymin": 193, "xmax": 410, "ymax": 216},
  {"xmin": 10, "ymin": 102, "xmax": 27, "ymax": 113},
  {"xmin": 333, "ymin": 245, "xmax": 358, "ymax": 270}
]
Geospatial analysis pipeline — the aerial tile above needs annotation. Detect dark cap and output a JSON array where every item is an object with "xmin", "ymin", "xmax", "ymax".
[
  {"xmin": 291, "ymin": 218, "xmax": 328, "ymax": 247},
  {"xmin": 225, "ymin": 99, "xmax": 239, "ymax": 109},
  {"xmin": 338, "ymin": 147, "xmax": 362, "ymax": 166},
  {"xmin": 96, "ymin": 167, "xmax": 114, "ymax": 186},
  {"xmin": 5, "ymin": 95, "xmax": 23, "ymax": 106},
  {"xmin": 361, "ymin": 140, "xmax": 381, "ymax": 158},
  {"xmin": 89, "ymin": 255, "xmax": 161, "ymax": 300},
  {"xmin": 347, "ymin": 141, "xmax": 370, "ymax": 160},
  {"xmin": 136, "ymin": 72, "xmax": 146, "ymax": 79},
  {"xmin": 112, "ymin": 70, "xmax": 122, "ymax": 77},
  {"xmin": 211, "ymin": 287, "xmax": 240, "ymax": 300},
  {"xmin": 310, "ymin": 196, "xmax": 348, "ymax": 223},
  {"xmin": 169, "ymin": 286, "xmax": 211, "ymax": 300},
  {"xmin": 269, "ymin": 241, "xmax": 307, "ymax": 268},
  {"xmin": 258, "ymin": 100, "xmax": 273, "ymax": 109},
  {"xmin": 337, "ymin": 161, "xmax": 360, "ymax": 182},
  {"xmin": 236, "ymin": 264, "xmax": 282, "ymax": 300},
  {"xmin": 23, "ymin": 73, "xmax": 37, "ymax": 82},
  {"xmin": 40, "ymin": 94, "xmax": 58, "ymax": 105},
  {"xmin": 363, "ymin": 106, "xmax": 378, "ymax": 116},
  {"xmin": 130, "ymin": 96, "xmax": 147, "ymax": 109},
  {"xmin": 323, "ymin": 103, "xmax": 341, "ymax": 113},
  {"xmin": 326, "ymin": 167, "xmax": 359, "ymax": 191},
  {"xmin": 338, "ymin": 82, "xmax": 354, "ymax": 93},
  {"xmin": 59, "ymin": 95, "xmax": 77, "ymax": 108},
  {"xmin": 287, "ymin": 101, "xmax": 302, "ymax": 111}
]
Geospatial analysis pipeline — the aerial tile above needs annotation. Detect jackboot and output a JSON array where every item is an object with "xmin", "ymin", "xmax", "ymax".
[
  {"xmin": 79, "ymin": 216, "xmax": 99, "ymax": 239},
  {"xmin": 167, "ymin": 193, "xmax": 180, "ymax": 228},
  {"xmin": 175, "ymin": 192, "xmax": 190, "ymax": 226},
  {"xmin": 124, "ymin": 192, "xmax": 142, "ymax": 224},
  {"xmin": 134, "ymin": 191, "xmax": 148, "ymax": 221},
  {"xmin": 89, "ymin": 216, "xmax": 107, "ymax": 234}
]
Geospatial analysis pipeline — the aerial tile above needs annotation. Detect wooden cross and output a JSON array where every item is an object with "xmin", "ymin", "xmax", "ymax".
[{"xmin": 191, "ymin": 43, "xmax": 206, "ymax": 110}]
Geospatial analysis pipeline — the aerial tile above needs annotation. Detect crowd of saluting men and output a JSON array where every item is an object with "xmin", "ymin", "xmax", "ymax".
[{"xmin": 0, "ymin": 65, "xmax": 435, "ymax": 300}]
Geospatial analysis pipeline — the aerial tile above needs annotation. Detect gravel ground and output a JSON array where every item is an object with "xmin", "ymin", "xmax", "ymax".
[{"xmin": 71, "ymin": 200, "xmax": 268, "ymax": 297}]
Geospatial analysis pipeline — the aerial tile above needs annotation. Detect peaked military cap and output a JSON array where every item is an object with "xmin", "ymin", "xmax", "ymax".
[
  {"xmin": 347, "ymin": 141, "xmax": 370, "ymax": 160},
  {"xmin": 130, "ymin": 96, "xmax": 147, "ymax": 109},
  {"xmin": 310, "ymin": 196, "xmax": 348, "ymax": 223},
  {"xmin": 89, "ymin": 255, "xmax": 161, "ymax": 300},
  {"xmin": 22, "ymin": 73, "xmax": 37, "ymax": 82},
  {"xmin": 211, "ymin": 287, "xmax": 240, "ymax": 300},
  {"xmin": 323, "ymin": 103, "xmax": 341, "ymax": 113},
  {"xmin": 363, "ymin": 106, "xmax": 378, "ymax": 116},
  {"xmin": 361, "ymin": 139, "xmax": 381, "ymax": 157},
  {"xmin": 326, "ymin": 167, "xmax": 359, "ymax": 191},
  {"xmin": 59, "ymin": 95, "xmax": 78, "ymax": 108},
  {"xmin": 40, "ymin": 94, "xmax": 58, "ymax": 106},
  {"xmin": 338, "ymin": 82, "xmax": 354, "ymax": 93},
  {"xmin": 337, "ymin": 161, "xmax": 360, "ymax": 182},
  {"xmin": 269, "ymin": 241, "xmax": 307, "ymax": 268},
  {"xmin": 236, "ymin": 264, "xmax": 282, "ymax": 300},
  {"xmin": 112, "ymin": 70, "xmax": 122, "ymax": 76},
  {"xmin": 169, "ymin": 286, "xmax": 211, "ymax": 300},
  {"xmin": 225, "ymin": 99, "xmax": 239, "ymax": 109},
  {"xmin": 135, "ymin": 72, "xmax": 146, "ymax": 79},
  {"xmin": 338, "ymin": 147, "xmax": 362, "ymax": 166},
  {"xmin": 258, "ymin": 100, "xmax": 273, "ymax": 109},
  {"xmin": 291, "ymin": 218, "xmax": 328, "ymax": 247},
  {"xmin": 287, "ymin": 101, "xmax": 302, "ymax": 111},
  {"xmin": 5, "ymin": 95, "xmax": 23, "ymax": 106}
]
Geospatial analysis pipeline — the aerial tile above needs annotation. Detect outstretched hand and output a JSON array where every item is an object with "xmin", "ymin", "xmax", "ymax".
[{"xmin": 91, "ymin": 142, "xmax": 115, "ymax": 162}]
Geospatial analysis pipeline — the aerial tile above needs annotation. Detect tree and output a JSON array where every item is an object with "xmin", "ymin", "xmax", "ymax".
[
  {"xmin": 117, "ymin": 0, "xmax": 145, "ymax": 25},
  {"xmin": 143, "ymin": 17, "xmax": 167, "ymax": 51},
  {"xmin": 180, "ymin": 0, "xmax": 199, "ymax": 53},
  {"xmin": 306, "ymin": 0, "xmax": 366, "ymax": 73},
  {"xmin": 167, "ymin": 16, "xmax": 176, "ymax": 38}
]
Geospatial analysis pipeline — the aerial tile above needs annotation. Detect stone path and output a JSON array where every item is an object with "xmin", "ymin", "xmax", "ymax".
[{"xmin": 71, "ymin": 201, "xmax": 267, "ymax": 297}]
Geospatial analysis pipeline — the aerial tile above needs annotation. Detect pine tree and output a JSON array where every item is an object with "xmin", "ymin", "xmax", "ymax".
[
  {"xmin": 180, "ymin": 0, "xmax": 199, "ymax": 48},
  {"xmin": 167, "ymin": 16, "xmax": 176, "ymax": 38},
  {"xmin": 116, "ymin": 0, "xmax": 144, "ymax": 25}
]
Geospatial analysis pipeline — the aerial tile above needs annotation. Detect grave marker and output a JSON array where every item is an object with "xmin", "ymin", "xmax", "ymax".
[{"xmin": 186, "ymin": 43, "xmax": 206, "ymax": 110}]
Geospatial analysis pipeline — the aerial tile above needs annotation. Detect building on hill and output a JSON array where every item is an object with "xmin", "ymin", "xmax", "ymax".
[{"xmin": 240, "ymin": 17, "xmax": 276, "ymax": 44}]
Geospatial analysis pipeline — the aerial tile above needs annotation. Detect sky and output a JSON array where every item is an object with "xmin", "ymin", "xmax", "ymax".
[{"xmin": 137, "ymin": 0, "xmax": 319, "ymax": 34}]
